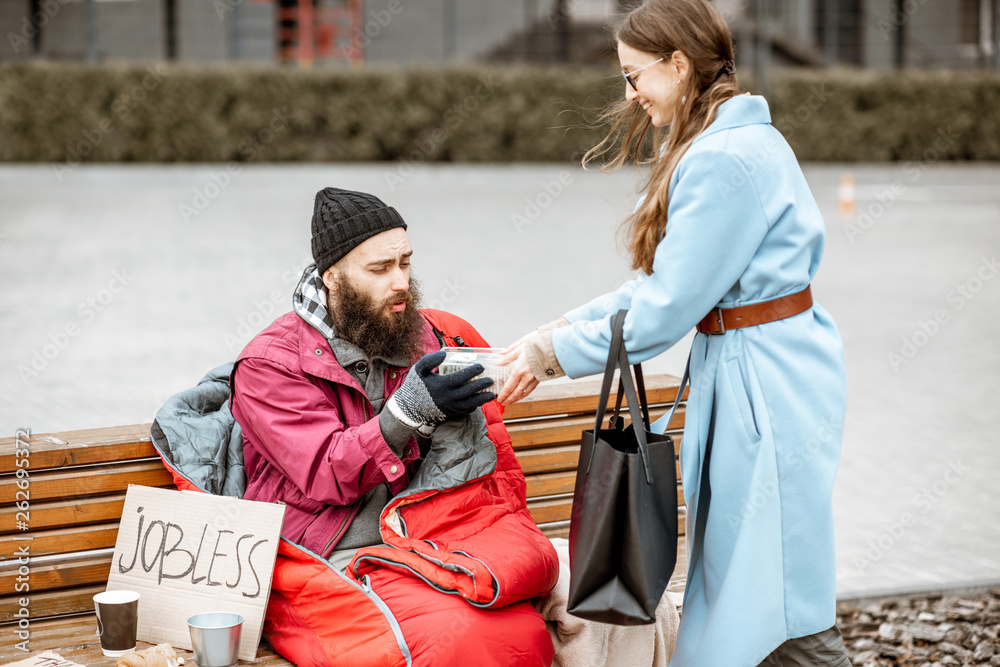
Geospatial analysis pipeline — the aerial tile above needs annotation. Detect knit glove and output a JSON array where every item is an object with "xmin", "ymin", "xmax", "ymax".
[{"xmin": 386, "ymin": 350, "xmax": 495, "ymax": 429}]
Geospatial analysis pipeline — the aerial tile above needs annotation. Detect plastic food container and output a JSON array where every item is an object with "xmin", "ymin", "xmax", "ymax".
[{"xmin": 438, "ymin": 347, "xmax": 510, "ymax": 395}]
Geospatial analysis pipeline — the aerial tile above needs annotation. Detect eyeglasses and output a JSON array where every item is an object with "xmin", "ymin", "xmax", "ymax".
[{"xmin": 621, "ymin": 57, "xmax": 664, "ymax": 91}]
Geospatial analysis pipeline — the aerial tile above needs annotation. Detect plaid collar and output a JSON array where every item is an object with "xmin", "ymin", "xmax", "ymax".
[{"xmin": 292, "ymin": 265, "xmax": 336, "ymax": 341}]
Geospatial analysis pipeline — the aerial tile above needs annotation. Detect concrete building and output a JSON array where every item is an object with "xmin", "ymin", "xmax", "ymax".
[
  {"xmin": 0, "ymin": 0, "xmax": 275, "ymax": 64},
  {"xmin": 727, "ymin": 0, "xmax": 999, "ymax": 70},
  {"xmin": 1, "ymin": 0, "xmax": 996, "ymax": 70}
]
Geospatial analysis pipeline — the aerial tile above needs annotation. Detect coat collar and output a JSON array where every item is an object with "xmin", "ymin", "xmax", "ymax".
[
  {"xmin": 693, "ymin": 93, "xmax": 771, "ymax": 142},
  {"xmin": 297, "ymin": 317, "xmax": 363, "ymax": 390}
]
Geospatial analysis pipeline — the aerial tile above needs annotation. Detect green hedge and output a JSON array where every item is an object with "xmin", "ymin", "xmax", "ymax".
[{"xmin": 2, "ymin": 62, "xmax": 999, "ymax": 163}]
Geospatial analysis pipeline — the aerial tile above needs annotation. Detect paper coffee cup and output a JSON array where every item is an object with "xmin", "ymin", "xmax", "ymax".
[{"xmin": 94, "ymin": 590, "xmax": 140, "ymax": 657}]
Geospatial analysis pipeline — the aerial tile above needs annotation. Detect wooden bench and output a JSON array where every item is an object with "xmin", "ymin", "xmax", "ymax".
[{"xmin": 0, "ymin": 373, "xmax": 687, "ymax": 665}]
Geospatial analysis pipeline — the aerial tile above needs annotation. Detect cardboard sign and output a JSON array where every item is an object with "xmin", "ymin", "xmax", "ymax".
[
  {"xmin": 106, "ymin": 485, "xmax": 285, "ymax": 662},
  {"xmin": 2, "ymin": 652, "xmax": 86, "ymax": 667}
]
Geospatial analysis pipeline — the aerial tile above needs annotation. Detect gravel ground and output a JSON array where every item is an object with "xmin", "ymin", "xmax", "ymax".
[{"xmin": 838, "ymin": 588, "xmax": 1000, "ymax": 666}]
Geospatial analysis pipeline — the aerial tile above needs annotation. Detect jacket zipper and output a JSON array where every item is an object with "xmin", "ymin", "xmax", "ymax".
[
  {"xmin": 322, "ymin": 498, "xmax": 362, "ymax": 558},
  {"xmin": 359, "ymin": 573, "xmax": 413, "ymax": 666},
  {"xmin": 321, "ymin": 398, "xmax": 376, "ymax": 557}
]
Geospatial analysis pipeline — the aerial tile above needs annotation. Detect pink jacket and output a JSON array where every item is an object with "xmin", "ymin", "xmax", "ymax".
[{"xmin": 231, "ymin": 311, "xmax": 440, "ymax": 558}]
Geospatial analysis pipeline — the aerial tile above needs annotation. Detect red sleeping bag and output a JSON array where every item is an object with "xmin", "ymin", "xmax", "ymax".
[{"xmin": 156, "ymin": 309, "xmax": 558, "ymax": 666}]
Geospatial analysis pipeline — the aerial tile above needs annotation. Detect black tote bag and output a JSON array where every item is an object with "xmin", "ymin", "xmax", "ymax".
[{"xmin": 566, "ymin": 309, "xmax": 680, "ymax": 625}]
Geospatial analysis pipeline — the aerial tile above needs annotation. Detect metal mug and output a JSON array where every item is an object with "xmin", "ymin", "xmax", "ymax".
[{"xmin": 187, "ymin": 612, "xmax": 244, "ymax": 667}]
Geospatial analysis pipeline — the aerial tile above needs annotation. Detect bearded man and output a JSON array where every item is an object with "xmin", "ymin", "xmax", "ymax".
[{"xmin": 230, "ymin": 187, "xmax": 558, "ymax": 667}]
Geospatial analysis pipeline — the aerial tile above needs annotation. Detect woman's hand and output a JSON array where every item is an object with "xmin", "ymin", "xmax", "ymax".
[{"xmin": 496, "ymin": 340, "xmax": 540, "ymax": 406}]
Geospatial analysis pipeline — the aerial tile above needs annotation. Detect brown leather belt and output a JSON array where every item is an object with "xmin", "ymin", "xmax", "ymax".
[{"xmin": 696, "ymin": 286, "xmax": 813, "ymax": 335}]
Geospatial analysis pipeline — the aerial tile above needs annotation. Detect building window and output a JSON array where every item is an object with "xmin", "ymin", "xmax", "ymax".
[
  {"xmin": 961, "ymin": 0, "xmax": 980, "ymax": 44},
  {"xmin": 815, "ymin": 0, "xmax": 863, "ymax": 65},
  {"xmin": 165, "ymin": 0, "xmax": 177, "ymax": 59},
  {"xmin": 29, "ymin": 0, "xmax": 42, "ymax": 54}
]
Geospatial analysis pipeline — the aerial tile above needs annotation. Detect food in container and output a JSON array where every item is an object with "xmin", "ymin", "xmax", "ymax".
[{"xmin": 437, "ymin": 347, "xmax": 510, "ymax": 395}]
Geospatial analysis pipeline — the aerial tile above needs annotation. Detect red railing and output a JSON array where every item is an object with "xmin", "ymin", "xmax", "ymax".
[{"xmin": 277, "ymin": 0, "xmax": 363, "ymax": 67}]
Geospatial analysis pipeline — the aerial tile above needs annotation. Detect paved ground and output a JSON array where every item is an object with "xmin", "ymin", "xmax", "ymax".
[{"xmin": 1, "ymin": 162, "xmax": 998, "ymax": 600}]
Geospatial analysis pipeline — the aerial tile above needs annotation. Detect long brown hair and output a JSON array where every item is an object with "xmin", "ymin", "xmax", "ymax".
[{"xmin": 584, "ymin": 0, "xmax": 740, "ymax": 274}]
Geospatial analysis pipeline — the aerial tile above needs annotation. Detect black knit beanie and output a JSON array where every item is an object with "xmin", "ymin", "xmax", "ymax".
[{"xmin": 311, "ymin": 187, "xmax": 408, "ymax": 276}]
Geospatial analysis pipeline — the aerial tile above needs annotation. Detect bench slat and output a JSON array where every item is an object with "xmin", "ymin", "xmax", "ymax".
[
  {"xmin": 0, "ymin": 584, "xmax": 105, "ymax": 626},
  {"xmin": 535, "ymin": 504, "xmax": 687, "ymax": 538},
  {"xmin": 0, "ymin": 494, "xmax": 126, "ymax": 535},
  {"xmin": 0, "ymin": 553, "xmax": 112, "ymax": 598},
  {"xmin": 0, "ymin": 424, "xmax": 154, "ymax": 474},
  {"xmin": 0, "ymin": 439, "xmax": 157, "ymax": 475},
  {"xmin": 526, "ymin": 496, "xmax": 572, "ymax": 525},
  {"xmin": 0, "ymin": 462, "xmax": 175, "ymax": 505},
  {"xmin": 508, "ymin": 406, "xmax": 686, "ymax": 450},
  {"xmin": 539, "ymin": 521, "xmax": 569, "ymax": 539},
  {"xmin": 517, "ymin": 444, "xmax": 684, "ymax": 479},
  {"xmin": 525, "ymin": 471, "xmax": 576, "ymax": 497},
  {"xmin": 526, "ymin": 471, "xmax": 684, "ymax": 505},
  {"xmin": 516, "ymin": 445, "xmax": 580, "ymax": 475},
  {"xmin": 1, "ymin": 523, "xmax": 119, "ymax": 560},
  {"xmin": 502, "ymin": 375, "xmax": 687, "ymax": 421}
]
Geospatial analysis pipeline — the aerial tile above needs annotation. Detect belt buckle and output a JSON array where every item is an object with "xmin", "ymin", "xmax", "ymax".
[{"xmin": 706, "ymin": 307, "xmax": 726, "ymax": 335}]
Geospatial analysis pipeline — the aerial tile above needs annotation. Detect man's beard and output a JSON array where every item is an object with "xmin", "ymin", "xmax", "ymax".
[{"xmin": 328, "ymin": 276, "xmax": 426, "ymax": 363}]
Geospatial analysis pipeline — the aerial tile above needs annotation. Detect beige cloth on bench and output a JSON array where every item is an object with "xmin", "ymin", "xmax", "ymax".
[{"xmin": 535, "ymin": 538, "xmax": 681, "ymax": 667}]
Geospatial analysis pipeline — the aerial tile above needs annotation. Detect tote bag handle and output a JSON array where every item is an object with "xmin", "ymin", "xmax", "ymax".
[
  {"xmin": 650, "ymin": 352, "xmax": 690, "ymax": 436},
  {"xmin": 611, "ymin": 364, "xmax": 651, "ymax": 428},
  {"xmin": 588, "ymin": 310, "xmax": 656, "ymax": 484}
]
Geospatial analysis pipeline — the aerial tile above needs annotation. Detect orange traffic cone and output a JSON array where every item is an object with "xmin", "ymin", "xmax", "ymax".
[{"xmin": 838, "ymin": 172, "xmax": 856, "ymax": 218}]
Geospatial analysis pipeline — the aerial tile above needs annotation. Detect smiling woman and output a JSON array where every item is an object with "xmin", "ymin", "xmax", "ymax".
[
  {"xmin": 500, "ymin": 1, "xmax": 851, "ymax": 666},
  {"xmin": 590, "ymin": 0, "xmax": 741, "ymax": 274}
]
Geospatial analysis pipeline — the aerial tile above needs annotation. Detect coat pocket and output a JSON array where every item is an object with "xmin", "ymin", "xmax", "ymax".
[{"xmin": 725, "ymin": 357, "xmax": 762, "ymax": 445}]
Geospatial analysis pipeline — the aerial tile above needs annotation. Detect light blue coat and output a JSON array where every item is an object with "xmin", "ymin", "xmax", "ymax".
[{"xmin": 552, "ymin": 95, "xmax": 847, "ymax": 667}]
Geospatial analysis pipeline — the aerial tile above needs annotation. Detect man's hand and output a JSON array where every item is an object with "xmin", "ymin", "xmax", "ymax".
[{"xmin": 386, "ymin": 350, "xmax": 495, "ymax": 428}]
